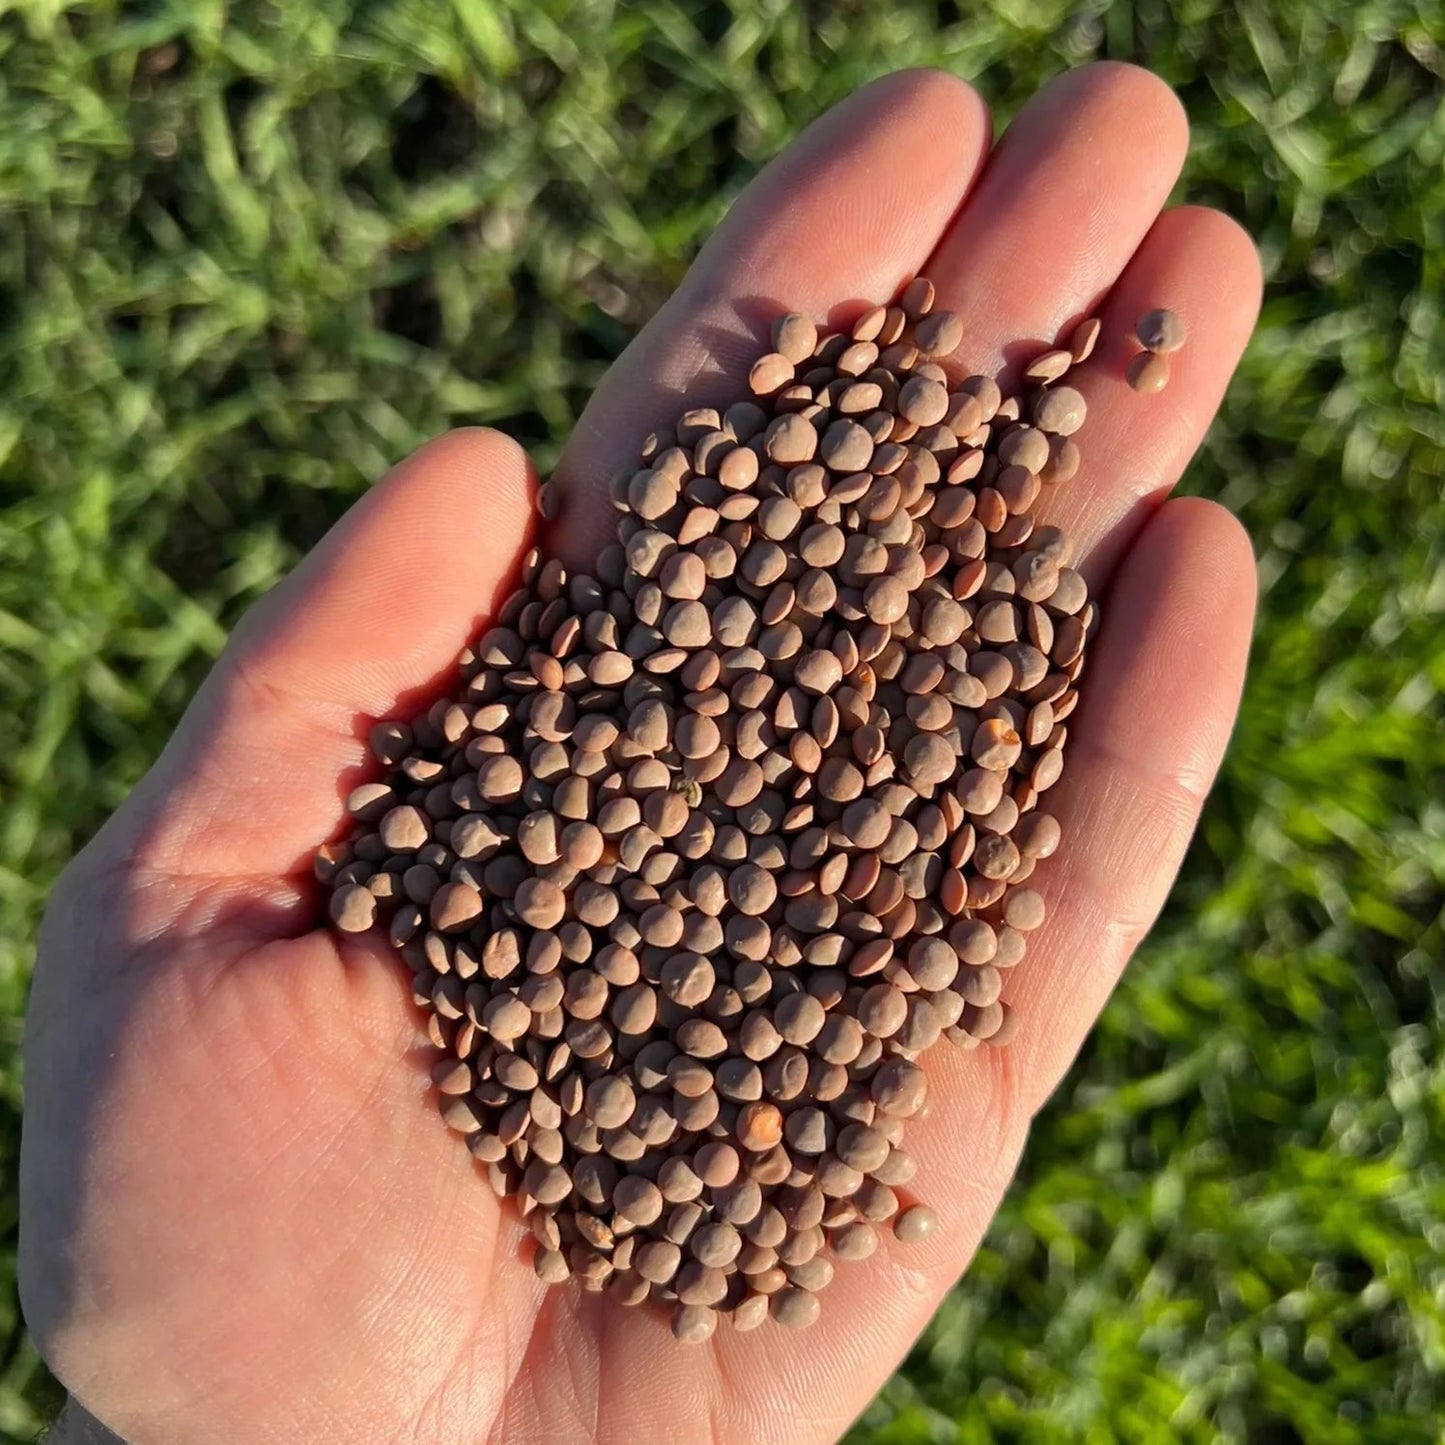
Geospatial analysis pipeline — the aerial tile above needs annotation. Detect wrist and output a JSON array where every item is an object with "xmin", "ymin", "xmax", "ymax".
[{"xmin": 47, "ymin": 1399, "xmax": 128, "ymax": 1445}]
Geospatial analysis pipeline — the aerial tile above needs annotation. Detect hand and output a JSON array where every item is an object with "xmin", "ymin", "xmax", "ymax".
[{"xmin": 22, "ymin": 63, "xmax": 1260, "ymax": 1445}]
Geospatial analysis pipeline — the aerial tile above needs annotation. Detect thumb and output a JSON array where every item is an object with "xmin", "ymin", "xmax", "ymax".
[{"xmin": 107, "ymin": 427, "xmax": 536, "ymax": 892}]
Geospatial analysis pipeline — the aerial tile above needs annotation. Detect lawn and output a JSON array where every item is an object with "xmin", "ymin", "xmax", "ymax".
[{"xmin": 2, "ymin": 1, "xmax": 1443, "ymax": 1440}]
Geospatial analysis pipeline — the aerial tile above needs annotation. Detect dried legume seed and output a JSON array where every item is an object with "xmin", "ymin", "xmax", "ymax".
[
  {"xmin": 1033, "ymin": 386, "xmax": 1087, "ymax": 437},
  {"xmin": 1067, "ymin": 316, "xmax": 1101, "ymax": 363},
  {"xmin": 319, "ymin": 272, "xmax": 1122, "ymax": 1341},
  {"xmin": 893, "ymin": 1203, "xmax": 939, "ymax": 1243},
  {"xmin": 1127, "ymin": 350, "xmax": 1171, "ymax": 394},
  {"xmin": 672, "ymin": 1304, "xmax": 718, "ymax": 1343},
  {"xmin": 773, "ymin": 312, "xmax": 818, "ymax": 364},
  {"xmin": 1135, "ymin": 308, "xmax": 1186, "ymax": 354},
  {"xmin": 330, "ymin": 883, "xmax": 377, "ymax": 933},
  {"xmin": 913, "ymin": 310, "xmax": 962, "ymax": 357},
  {"xmin": 1024, "ymin": 348, "xmax": 1073, "ymax": 384},
  {"xmin": 772, "ymin": 1287, "xmax": 822, "ymax": 1329}
]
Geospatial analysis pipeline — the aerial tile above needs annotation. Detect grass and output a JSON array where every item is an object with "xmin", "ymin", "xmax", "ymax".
[{"xmin": 1, "ymin": 0, "xmax": 1442, "ymax": 1439}]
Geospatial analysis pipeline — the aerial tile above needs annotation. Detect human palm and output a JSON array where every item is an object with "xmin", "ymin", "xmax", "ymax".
[{"xmin": 22, "ymin": 64, "xmax": 1261, "ymax": 1445}]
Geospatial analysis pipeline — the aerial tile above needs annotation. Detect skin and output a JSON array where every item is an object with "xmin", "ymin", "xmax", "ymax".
[{"xmin": 21, "ymin": 63, "xmax": 1262, "ymax": 1445}]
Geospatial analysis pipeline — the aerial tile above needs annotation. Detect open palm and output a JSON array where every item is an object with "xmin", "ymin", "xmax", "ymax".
[{"xmin": 21, "ymin": 64, "xmax": 1261, "ymax": 1445}]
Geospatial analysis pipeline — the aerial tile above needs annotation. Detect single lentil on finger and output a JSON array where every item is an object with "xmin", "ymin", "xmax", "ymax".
[
  {"xmin": 1126, "ymin": 350, "xmax": 1171, "ymax": 394},
  {"xmin": 1135, "ymin": 307, "xmax": 1186, "ymax": 354},
  {"xmin": 893, "ymin": 1204, "xmax": 939, "ymax": 1243}
]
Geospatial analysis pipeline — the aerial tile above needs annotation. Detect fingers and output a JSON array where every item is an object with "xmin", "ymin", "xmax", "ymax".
[
  {"xmin": 548, "ymin": 68, "xmax": 992, "ymax": 564},
  {"xmin": 116, "ymin": 428, "xmax": 536, "ymax": 884},
  {"xmin": 1029, "ymin": 204, "xmax": 1264, "ymax": 586},
  {"xmin": 924, "ymin": 62, "xmax": 1190, "ymax": 385},
  {"xmin": 993, "ymin": 496, "xmax": 1257, "ymax": 1113}
]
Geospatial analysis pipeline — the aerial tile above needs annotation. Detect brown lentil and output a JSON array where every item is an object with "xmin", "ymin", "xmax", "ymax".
[
  {"xmin": 1135, "ymin": 308, "xmax": 1186, "ymax": 354},
  {"xmin": 1127, "ymin": 351, "xmax": 1171, "ymax": 394},
  {"xmin": 893, "ymin": 1203, "xmax": 939, "ymax": 1243}
]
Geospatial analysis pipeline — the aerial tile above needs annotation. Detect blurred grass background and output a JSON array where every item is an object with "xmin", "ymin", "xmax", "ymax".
[{"xmin": 1, "ymin": 0, "xmax": 1443, "ymax": 1440}]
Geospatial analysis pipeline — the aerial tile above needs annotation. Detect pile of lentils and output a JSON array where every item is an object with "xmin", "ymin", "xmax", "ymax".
[{"xmin": 320, "ymin": 285, "xmax": 1185, "ymax": 1342}]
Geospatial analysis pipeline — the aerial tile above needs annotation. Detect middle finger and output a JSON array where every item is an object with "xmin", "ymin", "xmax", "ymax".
[{"xmin": 923, "ymin": 61, "xmax": 1189, "ymax": 385}]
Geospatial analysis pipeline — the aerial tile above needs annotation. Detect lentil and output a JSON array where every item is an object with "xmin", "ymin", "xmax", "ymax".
[{"xmin": 320, "ymin": 274, "xmax": 1117, "ymax": 1339}]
